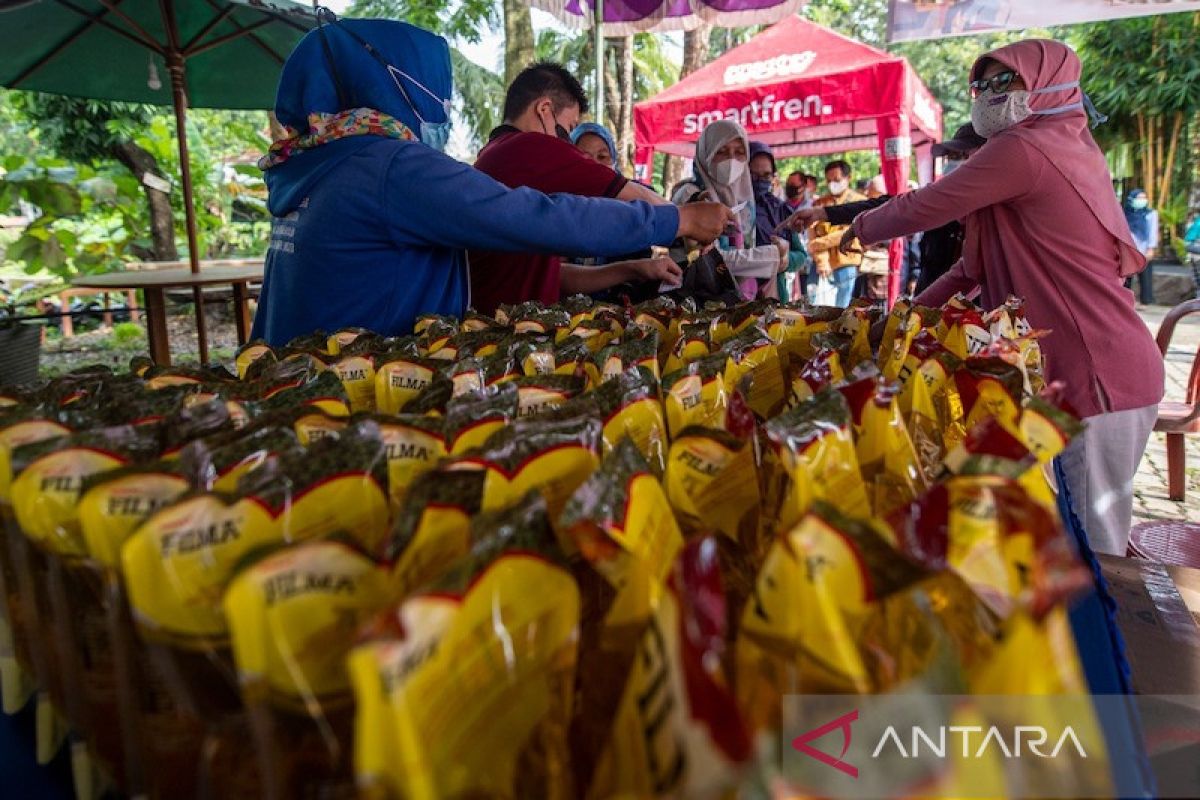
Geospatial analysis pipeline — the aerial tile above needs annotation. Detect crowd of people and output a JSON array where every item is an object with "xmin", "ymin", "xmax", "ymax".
[{"xmin": 251, "ymin": 16, "xmax": 1164, "ymax": 556}]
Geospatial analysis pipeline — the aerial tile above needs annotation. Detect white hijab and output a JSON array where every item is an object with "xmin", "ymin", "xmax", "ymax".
[{"xmin": 693, "ymin": 119, "xmax": 755, "ymax": 247}]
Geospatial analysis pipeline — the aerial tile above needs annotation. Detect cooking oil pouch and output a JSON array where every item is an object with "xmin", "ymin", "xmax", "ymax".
[
  {"xmin": 470, "ymin": 412, "xmax": 603, "ymax": 520},
  {"xmin": 955, "ymin": 357, "xmax": 1024, "ymax": 438},
  {"xmin": 1019, "ymin": 391, "xmax": 1084, "ymax": 466},
  {"xmin": 159, "ymin": 396, "xmax": 244, "ymax": 456},
  {"xmin": 179, "ymin": 421, "xmax": 301, "ymax": 493},
  {"xmin": 224, "ymin": 538, "xmax": 394, "ymax": 711},
  {"xmin": 258, "ymin": 370, "xmax": 350, "ymax": 419},
  {"xmin": 386, "ymin": 464, "xmax": 485, "ymax": 596},
  {"xmin": 560, "ymin": 437, "xmax": 683, "ymax": 630},
  {"xmin": 284, "ymin": 329, "xmax": 335, "ymax": 355},
  {"xmin": 328, "ymin": 352, "xmax": 378, "ymax": 413},
  {"xmin": 446, "ymin": 356, "xmax": 486, "ymax": 397},
  {"xmin": 363, "ymin": 413, "xmax": 446, "ymax": 511},
  {"xmin": 443, "ymin": 381, "xmax": 519, "ymax": 455},
  {"xmin": 878, "ymin": 300, "xmax": 922, "ymax": 380},
  {"xmin": 235, "ymin": 340, "xmax": 276, "ymax": 380},
  {"xmin": 721, "ymin": 325, "xmax": 786, "ymax": 419},
  {"xmin": 413, "ymin": 313, "xmax": 456, "ymax": 338},
  {"xmin": 120, "ymin": 490, "xmax": 285, "ymax": 646},
  {"xmin": 495, "ymin": 300, "xmax": 542, "ymax": 327},
  {"xmin": 78, "ymin": 460, "xmax": 192, "ymax": 569},
  {"xmin": 664, "ymin": 321, "xmax": 714, "ymax": 374},
  {"xmin": 515, "ymin": 374, "xmax": 587, "ymax": 418},
  {"xmin": 242, "ymin": 348, "xmax": 325, "ymax": 387},
  {"xmin": 890, "ymin": 475, "xmax": 1088, "ymax": 621},
  {"xmin": 561, "ymin": 293, "xmax": 595, "ymax": 325},
  {"xmin": 400, "ymin": 374, "xmax": 453, "ymax": 416},
  {"xmin": 663, "ymin": 353, "xmax": 729, "ymax": 439},
  {"xmin": 513, "ymin": 337, "xmax": 557, "ymax": 376},
  {"xmin": 128, "ymin": 355, "xmax": 155, "ymax": 377},
  {"xmin": 0, "ymin": 410, "xmax": 73, "ymax": 507},
  {"xmin": 326, "ymin": 326, "xmax": 375, "ymax": 355},
  {"xmin": 763, "ymin": 389, "xmax": 870, "ymax": 532},
  {"xmin": 787, "ymin": 331, "xmax": 854, "ymax": 407},
  {"xmin": 943, "ymin": 417, "xmax": 1056, "ymax": 510},
  {"xmin": 568, "ymin": 317, "xmax": 619, "ymax": 354},
  {"xmin": 286, "ymin": 405, "xmax": 349, "ymax": 446},
  {"xmin": 738, "ymin": 502, "xmax": 925, "ymax": 703},
  {"xmin": 838, "ymin": 370, "xmax": 926, "ymax": 518},
  {"xmin": 834, "ymin": 305, "xmax": 876, "ymax": 369},
  {"xmin": 665, "ymin": 426, "xmax": 759, "ymax": 542},
  {"xmin": 939, "ymin": 300, "xmax": 991, "ymax": 360},
  {"xmin": 449, "ymin": 328, "xmax": 511, "ymax": 360},
  {"xmin": 348, "ymin": 493, "xmax": 579, "ymax": 800},
  {"xmin": 591, "ymin": 366, "xmax": 668, "ymax": 475},
  {"xmin": 237, "ymin": 420, "xmax": 391, "ymax": 556},
  {"xmin": 591, "ymin": 331, "xmax": 661, "ymax": 387},
  {"xmin": 419, "ymin": 321, "xmax": 458, "ymax": 360},
  {"xmin": 461, "ymin": 310, "xmax": 502, "ymax": 332},
  {"xmin": 515, "ymin": 307, "xmax": 573, "ymax": 340},
  {"xmin": 581, "ymin": 535, "xmax": 753, "ymax": 800},
  {"xmin": 140, "ymin": 365, "xmax": 217, "ymax": 391},
  {"xmin": 898, "ymin": 331, "xmax": 965, "ymax": 476},
  {"xmin": 11, "ymin": 424, "xmax": 163, "ymax": 558}
]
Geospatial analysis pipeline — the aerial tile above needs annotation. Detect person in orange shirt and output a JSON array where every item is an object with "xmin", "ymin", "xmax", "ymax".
[{"xmin": 806, "ymin": 160, "xmax": 866, "ymax": 307}]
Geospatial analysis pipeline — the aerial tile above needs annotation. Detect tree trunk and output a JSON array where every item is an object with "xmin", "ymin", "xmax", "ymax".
[
  {"xmin": 111, "ymin": 140, "xmax": 178, "ymax": 262},
  {"xmin": 617, "ymin": 35, "xmax": 635, "ymax": 173},
  {"xmin": 603, "ymin": 46, "xmax": 620, "ymax": 133},
  {"xmin": 1159, "ymin": 111, "xmax": 1184, "ymax": 211},
  {"xmin": 502, "ymin": 0, "xmax": 536, "ymax": 86},
  {"xmin": 661, "ymin": 24, "xmax": 714, "ymax": 193}
]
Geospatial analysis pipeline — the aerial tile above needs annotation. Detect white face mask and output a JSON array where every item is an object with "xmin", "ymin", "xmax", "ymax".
[
  {"xmin": 711, "ymin": 157, "xmax": 746, "ymax": 186},
  {"xmin": 970, "ymin": 80, "xmax": 1083, "ymax": 139},
  {"xmin": 828, "ymin": 179, "xmax": 849, "ymax": 195}
]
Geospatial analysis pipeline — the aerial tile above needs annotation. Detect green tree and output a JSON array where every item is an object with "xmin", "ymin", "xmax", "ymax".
[
  {"xmin": 1071, "ymin": 12, "xmax": 1200, "ymax": 221},
  {"xmin": 11, "ymin": 93, "xmax": 177, "ymax": 261}
]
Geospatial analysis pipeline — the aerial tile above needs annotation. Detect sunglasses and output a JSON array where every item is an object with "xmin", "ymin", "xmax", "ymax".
[{"xmin": 970, "ymin": 70, "xmax": 1018, "ymax": 97}]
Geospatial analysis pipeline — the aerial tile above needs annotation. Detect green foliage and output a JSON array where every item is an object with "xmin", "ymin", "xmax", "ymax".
[
  {"xmin": 110, "ymin": 320, "xmax": 143, "ymax": 344},
  {"xmin": 0, "ymin": 158, "xmax": 146, "ymax": 279},
  {"xmin": 349, "ymin": 0, "xmax": 496, "ymax": 45},
  {"xmin": 11, "ymin": 93, "xmax": 155, "ymax": 164}
]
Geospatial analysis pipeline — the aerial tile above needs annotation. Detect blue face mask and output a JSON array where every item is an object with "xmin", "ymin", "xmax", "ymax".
[
  {"xmin": 1130, "ymin": 197, "xmax": 1149, "ymax": 210},
  {"xmin": 386, "ymin": 65, "xmax": 452, "ymax": 152}
]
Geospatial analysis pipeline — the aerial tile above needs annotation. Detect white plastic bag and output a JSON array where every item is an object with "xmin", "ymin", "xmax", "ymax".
[{"xmin": 810, "ymin": 275, "xmax": 837, "ymax": 307}]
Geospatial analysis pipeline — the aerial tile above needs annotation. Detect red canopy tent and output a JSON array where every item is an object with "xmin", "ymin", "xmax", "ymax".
[{"xmin": 634, "ymin": 15, "xmax": 943, "ymax": 304}]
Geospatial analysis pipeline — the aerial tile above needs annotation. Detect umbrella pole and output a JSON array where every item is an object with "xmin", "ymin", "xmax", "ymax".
[
  {"xmin": 594, "ymin": 0, "xmax": 604, "ymax": 126},
  {"xmin": 167, "ymin": 52, "xmax": 209, "ymax": 364}
]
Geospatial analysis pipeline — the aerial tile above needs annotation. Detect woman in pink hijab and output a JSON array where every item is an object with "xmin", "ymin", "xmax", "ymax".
[{"xmin": 851, "ymin": 39, "xmax": 1164, "ymax": 556}]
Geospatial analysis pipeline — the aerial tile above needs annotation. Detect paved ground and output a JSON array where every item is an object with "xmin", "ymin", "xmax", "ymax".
[{"xmin": 1133, "ymin": 304, "xmax": 1200, "ymax": 524}]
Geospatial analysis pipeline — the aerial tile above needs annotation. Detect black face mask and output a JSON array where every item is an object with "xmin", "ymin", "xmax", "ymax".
[
  {"xmin": 785, "ymin": 184, "xmax": 802, "ymax": 199},
  {"xmin": 540, "ymin": 110, "xmax": 571, "ymax": 141}
]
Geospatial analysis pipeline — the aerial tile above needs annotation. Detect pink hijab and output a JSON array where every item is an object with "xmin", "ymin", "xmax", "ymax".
[{"xmin": 970, "ymin": 39, "xmax": 1144, "ymax": 278}]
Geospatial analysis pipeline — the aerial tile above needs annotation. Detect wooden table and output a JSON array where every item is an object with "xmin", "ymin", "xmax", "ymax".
[{"xmin": 72, "ymin": 264, "xmax": 263, "ymax": 366}]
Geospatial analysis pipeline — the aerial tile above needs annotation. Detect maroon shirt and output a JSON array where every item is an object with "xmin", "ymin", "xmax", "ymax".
[{"xmin": 469, "ymin": 126, "xmax": 627, "ymax": 313}]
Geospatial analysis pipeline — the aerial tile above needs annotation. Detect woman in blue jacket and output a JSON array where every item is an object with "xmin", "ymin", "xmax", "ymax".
[{"xmin": 251, "ymin": 14, "xmax": 728, "ymax": 345}]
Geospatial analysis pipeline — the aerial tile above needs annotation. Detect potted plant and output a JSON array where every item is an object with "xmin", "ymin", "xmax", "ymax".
[{"xmin": 0, "ymin": 282, "xmax": 43, "ymax": 386}]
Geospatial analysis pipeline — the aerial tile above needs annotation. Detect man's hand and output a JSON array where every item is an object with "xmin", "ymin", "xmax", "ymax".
[
  {"xmin": 677, "ymin": 202, "xmax": 735, "ymax": 245},
  {"xmin": 778, "ymin": 206, "xmax": 827, "ymax": 232},
  {"xmin": 817, "ymin": 263, "xmax": 833, "ymax": 279},
  {"xmin": 838, "ymin": 227, "xmax": 860, "ymax": 255},
  {"xmin": 773, "ymin": 237, "xmax": 790, "ymax": 272},
  {"xmin": 630, "ymin": 257, "xmax": 683, "ymax": 285}
]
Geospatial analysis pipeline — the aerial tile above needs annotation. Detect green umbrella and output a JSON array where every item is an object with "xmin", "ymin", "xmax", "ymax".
[{"xmin": 0, "ymin": 0, "xmax": 317, "ymax": 360}]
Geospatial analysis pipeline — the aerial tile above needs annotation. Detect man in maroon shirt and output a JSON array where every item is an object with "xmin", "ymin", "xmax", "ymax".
[{"xmin": 469, "ymin": 62, "xmax": 680, "ymax": 313}]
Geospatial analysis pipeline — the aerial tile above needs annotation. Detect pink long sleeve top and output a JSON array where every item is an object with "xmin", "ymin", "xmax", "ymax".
[{"xmin": 853, "ymin": 134, "xmax": 1163, "ymax": 419}]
